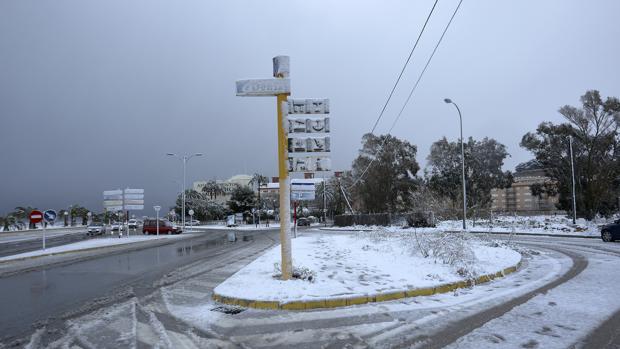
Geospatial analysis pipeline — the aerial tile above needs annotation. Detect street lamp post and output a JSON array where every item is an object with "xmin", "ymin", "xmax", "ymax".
[
  {"xmin": 154, "ymin": 206, "xmax": 161, "ymax": 236},
  {"xmin": 444, "ymin": 98, "xmax": 467, "ymax": 230},
  {"xmin": 188, "ymin": 209, "xmax": 194, "ymax": 233},
  {"xmin": 166, "ymin": 153, "xmax": 203, "ymax": 231}
]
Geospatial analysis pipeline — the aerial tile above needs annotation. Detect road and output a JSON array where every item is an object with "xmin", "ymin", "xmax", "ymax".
[
  {"xmin": 0, "ymin": 226, "xmax": 151, "ymax": 257},
  {"xmin": 0, "ymin": 227, "xmax": 91, "ymax": 257},
  {"xmin": 1, "ymin": 230, "xmax": 620, "ymax": 348},
  {"xmin": 0, "ymin": 227, "xmax": 279, "ymax": 346}
]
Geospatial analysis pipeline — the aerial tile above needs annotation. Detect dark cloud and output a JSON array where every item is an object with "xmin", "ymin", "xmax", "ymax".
[{"xmin": 1, "ymin": 0, "xmax": 619, "ymax": 215}]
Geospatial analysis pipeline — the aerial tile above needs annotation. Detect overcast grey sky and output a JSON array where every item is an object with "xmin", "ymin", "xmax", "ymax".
[{"xmin": 1, "ymin": 1, "xmax": 619, "ymax": 216}]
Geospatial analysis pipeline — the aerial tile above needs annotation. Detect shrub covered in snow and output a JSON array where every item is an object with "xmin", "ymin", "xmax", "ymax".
[
  {"xmin": 355, "ymin": 228, "xmax": 510, "ymax": 281},
  {"xmin": 273, "ymin": 263, "xmax": 317, "ymax": 283}
]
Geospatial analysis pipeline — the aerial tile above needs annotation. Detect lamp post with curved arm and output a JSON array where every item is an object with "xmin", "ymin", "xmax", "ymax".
[{"xmin": 444, "ymin": 98, "xmax": 467, "ymax": 230}]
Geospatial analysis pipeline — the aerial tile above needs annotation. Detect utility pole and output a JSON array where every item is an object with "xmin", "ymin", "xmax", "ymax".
[
  {"xmin": 569, "ymin": 136, "xmax": 577, "ymax": 224},
  {"xmin": 323, "ymin": 173, "xmax": 327, "ymax": 227}
]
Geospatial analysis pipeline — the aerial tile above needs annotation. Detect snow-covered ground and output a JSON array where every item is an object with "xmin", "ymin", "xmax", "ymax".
[
  {"xmin": 0, "ymin": 234, "xmax": 192, "ymax": 262},
  {"xmin": 439, "ymin": 215, "xmax": 605, "ymax": 237},
  {"xmin": 327, "ymin": 215, "xmax": 609, "ymax": 238},
  {"xmin": 0, "ymin": 224, "xmax": 76, "ymax": 232},
  {"xmin": 214, "ymin": 231, "xmax": 520, "ymax": 303}
]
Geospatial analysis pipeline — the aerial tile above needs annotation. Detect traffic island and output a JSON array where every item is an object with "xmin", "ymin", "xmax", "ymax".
[{"xmin": 212, "ymin": 232, "xmax": 522, "ymax": 310}]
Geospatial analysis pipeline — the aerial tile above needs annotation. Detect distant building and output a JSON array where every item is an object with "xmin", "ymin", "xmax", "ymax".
[
  {"xmin": 491, "ymin": 160, "xmax": 561, "ymax": 215},
  {"xmin": 193, "ymin": 174, "xmax": 253, "ymax": 204}
]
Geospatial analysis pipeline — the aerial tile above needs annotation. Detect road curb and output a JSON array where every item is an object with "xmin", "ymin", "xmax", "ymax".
[{"xmin": 212, "ymin": 260, "xmax": 522, "ymax": 311}]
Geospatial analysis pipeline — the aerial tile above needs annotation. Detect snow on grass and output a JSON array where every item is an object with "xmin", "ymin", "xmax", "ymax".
[
  {"xmin": 325, "ymin": 214, "xmax": 610, "ymax": 237},
  {"xmin": 214, "ymin": 230, "xmax": 520, "ymax": 303},
  {"xmin": 438, "ymin": 215, "xmax": 605, "ymax": 237},
  {"xmin": 0, "ymin": 234, "xmax": 193, "ymax": 262}
]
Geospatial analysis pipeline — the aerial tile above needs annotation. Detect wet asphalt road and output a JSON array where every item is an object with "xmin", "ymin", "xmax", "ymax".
[
  {"xmin": 0, "ymin": 228, "xmax": 278, "ymax": 341},
  {"xmin": 0, "ymin": 227, "xmax": 90, "ymax": 257}
]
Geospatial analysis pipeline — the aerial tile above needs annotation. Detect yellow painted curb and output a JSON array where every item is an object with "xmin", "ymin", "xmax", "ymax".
[{"xmin": 212, "ymin": 259, "xmax": 522, "ymax": 311}]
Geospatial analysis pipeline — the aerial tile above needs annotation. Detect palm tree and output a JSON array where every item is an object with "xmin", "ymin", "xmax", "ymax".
[
  {"xmin": 14, "ymin": 206, "xmax": 36, "ymax": 229},
  {"xmin": 250, "ymin": 174, "xmax": 268, "ymax": 207},
  {"xmin": 70, "ymin": 205, "xmax": 90, "ymax": 225}
]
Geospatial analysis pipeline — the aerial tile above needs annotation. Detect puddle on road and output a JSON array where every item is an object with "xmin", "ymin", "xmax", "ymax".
[{"xmin": 175, "ymin": 234, "xmax": 253, "ymax": 257}]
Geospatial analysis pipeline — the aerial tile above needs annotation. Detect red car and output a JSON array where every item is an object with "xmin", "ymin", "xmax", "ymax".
[{"xmin": 142, "ymin": 219, "xmax": 182, "ymax": 235}]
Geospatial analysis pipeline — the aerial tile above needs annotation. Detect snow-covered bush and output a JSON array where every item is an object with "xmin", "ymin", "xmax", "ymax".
[
  {"xmin": 273, "ymin": 263, "xmax": 317, "ymax": 283},
  {"xmin": 402, "ymin": 230, "xmax": 478, "ymax": 278}
]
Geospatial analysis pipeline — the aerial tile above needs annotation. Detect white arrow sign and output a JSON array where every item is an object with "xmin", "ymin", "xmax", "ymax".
[{"xmin": 236, "ymin": 79, "xmax": 290, "ymax": 96}]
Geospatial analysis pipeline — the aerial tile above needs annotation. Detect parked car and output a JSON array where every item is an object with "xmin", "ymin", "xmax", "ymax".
[
  {"xmin": 297, "ymin": 217, "xmax": 310, "ymax": 226},
  {"xmin": 142, "ymin": 219, "xmax": 182, "ymax": 235},
  {"xmin": 110, "ymin": 222, "xmax": 124, "ymax": 231},
  {"xmin": 128, "ymin": 219, "xmax": 139, "ymax": 229},
  {"xmin": 186, "ymin": 219, "xmax": 200, "ymax": 226},
  {"xmin": 87, "ymin": 223, "xmax": 106, "ymax": 236},
  {"xmin": 601, "ymin": 219, "xmax": 620, "ymax": 242}
]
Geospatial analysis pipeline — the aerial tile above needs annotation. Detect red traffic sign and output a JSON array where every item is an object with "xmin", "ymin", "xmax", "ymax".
[{"xmin": 29, "ymin": 210, "xmax": 44, "ymax": 224}]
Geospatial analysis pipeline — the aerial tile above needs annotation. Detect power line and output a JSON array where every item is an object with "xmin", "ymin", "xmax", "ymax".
[
  {"xmin": 369, "ymin": 0, "xmax": 439, "ymax": 135},
  {"xmin": 387, "ymin": 0, "xmax": 464, "ymax": 134},
  {"xmin": 349, "ymin": 0, "xmax": 464, "ymax": 189}
]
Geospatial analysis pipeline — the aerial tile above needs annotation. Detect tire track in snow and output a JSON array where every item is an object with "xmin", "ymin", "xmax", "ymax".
[{"xmin": 390, "ymin": 244, "xmax": 587, "ymax": 349}]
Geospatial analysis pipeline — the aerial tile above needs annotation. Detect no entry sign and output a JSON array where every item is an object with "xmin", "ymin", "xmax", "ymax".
[{"xmin": 29, "ymin": 210, "xmax": 43, "ymax": 224}]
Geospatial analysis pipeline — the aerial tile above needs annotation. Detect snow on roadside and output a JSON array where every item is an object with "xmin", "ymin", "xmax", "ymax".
[
  {"xmin": 0, "ymin": 234, "xmax": 193, "ymax": 262},
  {"xmin": 438, "ymin": 215, "xmax": 603, "ymax": 237},
  {"xmin": 325, "ymin": 215, "xmax": 609, "ymax": 238},
  {"xmin": 193, "ymin": 223, "xmax": 281, "ymax": 231},
  {"xmin": 214, "ymin": 231, "xmax": 520, "ymax": 303}
]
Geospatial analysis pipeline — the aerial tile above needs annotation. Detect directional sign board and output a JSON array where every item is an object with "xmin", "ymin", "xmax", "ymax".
[
  {"xmin": 288, "ymin": 156, "xmax": 331, "ymax": 172},
  {"xmin": 291, "ymin": 181, "xmax": 316, "ymax": 201},
  {"xmin": 288, "ymin": 117, "xmax": 329, "ymax": 134},
  {"xmin": 285, "ymin": 97, "xmax": 331, "ymax": 173},
  {"xmin": 236, "ymin": 79, "xmax": 290, "ymax": 96},
  {"xmin": 29, "ymin": 210, "xmax": 43, "ymax": 224},
  {"xmin": 103, "ymin": 189, "xmax": 144, "ymax": 211},
  {"xmin": 44, "ymin": 210, "xmax": 57, "ymax": 223},
  {"xmin": 103, "ymin": 189, "xmax": 124, "ymax": 211},
  {"xmin": 288, "ymin": 137, "xmax": 330, "ymax": 153},
  {"xmin": 123, "ymin": 188, "xmax": 144, "ymax": 210},
  {"xmin": 287, "ymin": 98, "xmax": 329, "ymax": 114}
]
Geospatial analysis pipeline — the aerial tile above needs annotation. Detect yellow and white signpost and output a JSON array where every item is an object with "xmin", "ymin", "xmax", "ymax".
[
  {"xmin": 236, "ymin": 56, "xmax": 293, "ymax": 280},
  {"xmin": 236, "ymin": 56, "xmax": 331, "ymax": 280}
]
